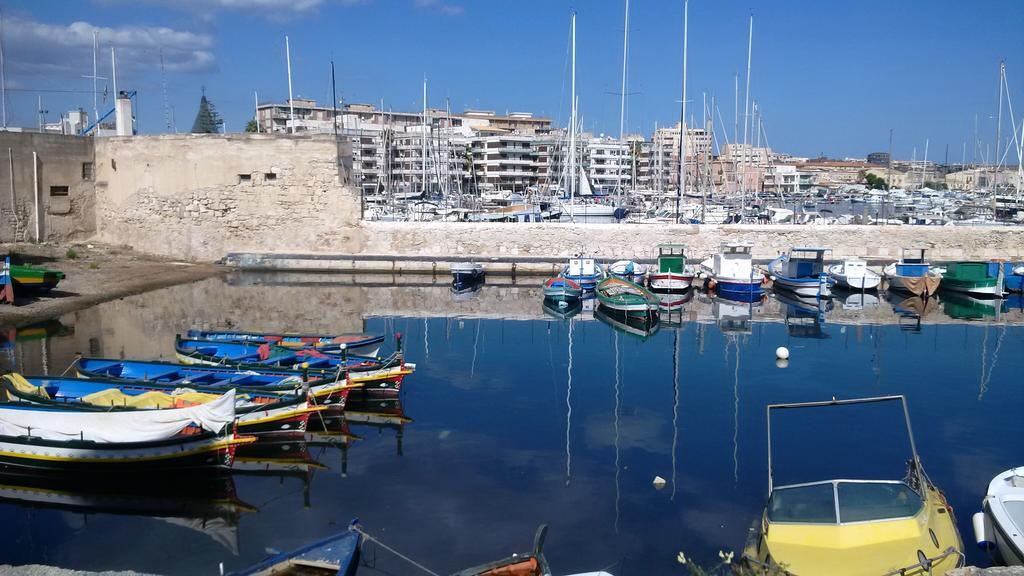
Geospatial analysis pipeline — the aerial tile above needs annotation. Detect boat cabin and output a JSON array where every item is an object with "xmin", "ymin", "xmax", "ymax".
[
  {"xmin": 655, "ymin": 244, "xmax": 688, "ymax": 274},
  {"xmin": 712, "ymin": 242, "xmax": 755, "ymax": 279},
  {"xmin": 784, "ymin": 247, "xmax": 830, "ymax": 279},
  {"xmin": 567, "ymin": 257, "xmax": 599, "ymax": 278},
  {"xmin": 896, "ymin": 248, "xmax": 931, "ymax": 277}
]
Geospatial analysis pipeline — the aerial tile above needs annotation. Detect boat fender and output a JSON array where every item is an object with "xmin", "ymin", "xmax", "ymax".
[
  {"xmin": 707, "ymin": 279, "xmax": 717, "ymax": 291},
  {"xmin": 972, "ymin": 511, "xmax": 995, "ymax": 550}
]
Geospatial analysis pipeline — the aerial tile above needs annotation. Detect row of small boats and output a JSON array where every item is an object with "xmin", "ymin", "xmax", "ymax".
[
  {"xmin": 0, "ymin": 328, "xmax": 413, "ymax": 474},
  {"xmin": 770, "ymin": 247, "xmax": 1024, "ymax": 300}
]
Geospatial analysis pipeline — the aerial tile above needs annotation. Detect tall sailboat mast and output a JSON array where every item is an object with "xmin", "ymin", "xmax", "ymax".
[
  {"xmin": 741, "ymin": 13, "xmax": 753, "ymax": 218},
  {"xmin": 619, "ymin": 0, "xmax": 630, "ymax": 202},
  {"xmin": 422, "ymin": 78, "xmax": 428, "ymax": 196},
  {"xmin": 569, "ymin": 12, "xmax": 577, "ymax": 209},
  {"xmin": 619, "ymin": 0, "xmax": 629, "ymax": 141},
  {"xmin": 285, "ymin": 35, "xmax": 295, "ymax": 134},
  {"xmin": 676, "ymin": 0, "xmax": 689, "ymax": 224},
  {"xmin": 993, "ymin": 60, "xmax": 1005, "ymax": 214}
]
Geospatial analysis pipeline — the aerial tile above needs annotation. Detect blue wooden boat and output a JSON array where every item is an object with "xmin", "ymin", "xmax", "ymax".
[
  {"xmin": 0, "ymin": 388, "xmax": 251, "ymax": 473},
  {"xmin": 228, "ymin": 528, "xmax": 360, "ymax": 576},
  {"xmin": 543, "ymin": 276, "xmax": 583, "ymax": 302},
  {"xmin": 1001, "ymin": 262, "xmax": 1024, "ymax": 293},
  {"xmin": 185, "ymin": 329, "xmax": 384, "ymax": 357},
  {"xmin": 767, "ymin": 247, "xmax": 834, "ymax": 298},
  {"xmin": 1, "ymin": 374, "xmax": 323, "ymax": 436},
  {"xmin": 74, "ymin": 357, "xmax": 391, "ymax": 402},
  {"xmin": 175, "ymin": 335, "xmax": 406, "ymax": 372},
  {"xmin": 560, "ymin": 256, "xmax": 605, "ymax": 290}
]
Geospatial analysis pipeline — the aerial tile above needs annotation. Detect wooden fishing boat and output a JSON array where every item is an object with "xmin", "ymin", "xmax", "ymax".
[
  {"xmin": 743, "ymin": 396, "xmax": 964, "ymax": 576},
  {"xmin": 543, "ymin": 277, "xmax": 583, "ymax": 303},
  {"xmin": 9, "ymin": 263, "xmax": 64, "ymax": 293},
  {"xmin": 941, "ymin": 261, "xmax": 1005, "ymax": 297},
  {"xmin": 975, "ymin": 467, "xmax": 1024, "ymax": 565},
  {"xmin": 827, "ymin": 258, "xmax": 881, "ymax": 291},
  {"xmin": 767, "ymin": 247, "xmax": 834, "ymax": 297},
  {"xmin": 0, "ymin": 389, "xmax": 251, "ymax": 473},
  {"xmin": 451, "ymin": 524, "xmax": 614, "ymax": 576},
  {"xmin": 560, "ymin": 256, "xmax": 605, "ymax": 290},
  {"xmin": 595, "ymin": 277, "xmax": 659, "ymax": 318},
  {"xmin": 74, "ymin": 357, "xmax": 394, "ymax": 401},
  {"xmin": 884, "ymin": 248, "xmax": 942, "ymax": 298},
  {"xmin": 228, "ymin": 529, "xmax": 360, "ymax": 576},
  {"xmin": 185, "ymin": 329, "xmax": 384, "ymax": 357},
  {"xmin": 607, "ymin": 259, "xmax": 648, "ymax": 283},
  {"xmin": 174, "ymin": 336, "xmax": 414, "ymax": 376},
  {"xmin": 699, "ymin": 242, "xmax": 765, "ymax": 301},
  {"xmin": 1, "ymin": 374, "xmax": 325, "ymax": 436},
  {"xmin": 648, "ymin": 244, "xmax": 695, "ymax": 292}
]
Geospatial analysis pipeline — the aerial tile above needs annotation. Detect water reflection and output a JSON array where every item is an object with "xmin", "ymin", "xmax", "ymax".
[{"xmin": 0, "ymin": 274, "xmax": 1023, "ymax": 574}]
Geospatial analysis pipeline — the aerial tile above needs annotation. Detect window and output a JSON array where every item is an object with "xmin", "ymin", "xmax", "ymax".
[
  {"xmin": 238, "ymin": 173, "xmax": 252, "ymax": 183},
  {"xmin": 264, "ymin": 172, "xmax": 277, "ymax": 181},
  {"xmin": 82, "ymin": 162, "xmax": 94, "ymax": 181},
  {"xmin": 49, "ymin": 185, "xmax": 69, "ymax": 196}
]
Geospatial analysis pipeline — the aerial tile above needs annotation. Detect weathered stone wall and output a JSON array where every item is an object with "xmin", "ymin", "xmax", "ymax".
[
  {"xmin": 92, "ymin": 134, "xmax": 359, "ymax": 261},
  {"xmin": 359, "ymin": 221, "xmax": 1024, "ymax": 262},
  {"xmin": 0, "ymin": 132, "xmax": 95, "ymax": 243}
]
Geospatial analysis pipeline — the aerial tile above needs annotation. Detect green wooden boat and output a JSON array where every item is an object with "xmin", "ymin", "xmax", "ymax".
[
  {"xmin": 10, "ymin": 264, "xmax": 65, "ymax": 292},
  {"xmin": 940, "ymin": 261, "xmax": 1004, "ymax": 297},
  {"xmin": 595, "ymin": 277, "xmax": 659, "ymax": 318}
]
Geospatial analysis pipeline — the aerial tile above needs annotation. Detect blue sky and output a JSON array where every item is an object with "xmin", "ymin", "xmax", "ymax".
[{"xmin": 2, "ymin": 0, "xmax": 1023, "ymax": 160}]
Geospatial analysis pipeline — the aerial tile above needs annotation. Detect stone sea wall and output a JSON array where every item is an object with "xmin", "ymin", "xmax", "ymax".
[
  {"xmin": 359, "ymin": 221, "xmax": 1024, "ymax": 262},
  {"xmin": 92, "ymin": 134, "xmax": 359, "ymax": 261}
]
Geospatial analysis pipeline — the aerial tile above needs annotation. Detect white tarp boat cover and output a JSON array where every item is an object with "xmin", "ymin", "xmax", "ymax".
[{"xmin": 0, "ymin": 389, "xmax": 236, "ymax": 442}]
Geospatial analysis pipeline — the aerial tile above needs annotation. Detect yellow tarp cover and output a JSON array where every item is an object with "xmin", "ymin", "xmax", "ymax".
[
  {"xmin": 80, "ymin": 388, "xmax": 222, "ymax": 408},
  {"xmin": 4, "ymin": 374, "xmax": 50, "ymax": 399}
]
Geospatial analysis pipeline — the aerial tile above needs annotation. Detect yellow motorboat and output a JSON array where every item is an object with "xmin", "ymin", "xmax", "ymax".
[{"xmin": 743, "ymin": 396, "xmax": 964, "ymax": 576}]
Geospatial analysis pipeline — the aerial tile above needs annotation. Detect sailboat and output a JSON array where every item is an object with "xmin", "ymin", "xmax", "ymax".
[{"xmin": 560, "ymin": 168, "xmax": 618, "ymax": 223}]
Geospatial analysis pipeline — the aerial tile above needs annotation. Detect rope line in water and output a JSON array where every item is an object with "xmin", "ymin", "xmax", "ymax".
[{"xmin": 350, "ymin": 524, "xmax": 441, "ymax": 576}]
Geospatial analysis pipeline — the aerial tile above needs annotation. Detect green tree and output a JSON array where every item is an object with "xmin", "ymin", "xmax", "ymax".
[
  {"xmin": 191, "ymin": 92, "xmax": 223, "ymax": 134},
  {"xmin": 864, "ymin": 172, "xmax": 888, "ymax": 190},
  {"xmin": 245, "ymin": 120, "xmax": 258, "ymax": 133}
]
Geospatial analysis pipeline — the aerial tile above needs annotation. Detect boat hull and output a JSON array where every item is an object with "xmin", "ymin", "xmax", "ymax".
[
  {"xmin": 940, "ymin": 278, "xmax": 1004, "ymax": 297},
  {"xmin": 0, "ymin": 432, "xmax": 249, "ymax": 474},
  {"xmin": 887, "ymin": 274, "xmax": 942, "ymax": 297},
  {"xmin": 648, "ymin": 272, "xmax": 694, "ymax": 292},
  {"xmin": 772, "ymin": 277, "xmax": 833, "ymax": 297},
  {"xmin": 715, "ymin": 280, "xmax": 765, "ymax": 302}
]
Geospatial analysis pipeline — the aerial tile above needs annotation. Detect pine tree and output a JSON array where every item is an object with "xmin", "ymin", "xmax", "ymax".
[{"xmin": 191, "ymin": 90, "xmax": 223, "ymax": 134}]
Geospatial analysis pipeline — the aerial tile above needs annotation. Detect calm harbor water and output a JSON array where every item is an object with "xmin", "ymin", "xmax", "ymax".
[{"xmin": 0, "ymin": 273, "xmax": 1022, "ymax": 575}]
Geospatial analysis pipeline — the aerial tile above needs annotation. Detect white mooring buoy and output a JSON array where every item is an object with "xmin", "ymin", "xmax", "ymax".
[{"xmin": 776, "ymin": 346, "xmax": 790, "ymax": 360}]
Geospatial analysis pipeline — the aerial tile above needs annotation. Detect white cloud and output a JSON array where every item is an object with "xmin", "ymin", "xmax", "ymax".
[
  {"xmin": 3, "ymin": 16, "xmax": 217, "ymax": 78},
  {"xmin": 414, "ymin": 0, "xmax": 464, "ymax": 16}
]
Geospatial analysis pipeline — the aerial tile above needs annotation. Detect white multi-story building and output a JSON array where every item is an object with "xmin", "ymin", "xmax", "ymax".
[{"xmin": 583, "ymin": 136, "xmax": 630, "ymax": 192}]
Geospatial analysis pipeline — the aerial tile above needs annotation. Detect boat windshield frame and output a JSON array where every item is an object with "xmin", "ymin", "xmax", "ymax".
[
  {"xmin": 767, "ymin": 478, "xmax": 925, "ymax": 526},
  {"xmin": 900, "ymin": 248, "xmax": 928, "ymax": 264},
  {"xmin": 766, "ymin": 396, "xmax": 924, "ymax": 495}
]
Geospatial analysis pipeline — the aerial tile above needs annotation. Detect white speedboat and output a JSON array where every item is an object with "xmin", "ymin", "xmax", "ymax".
[
  {"xmin": 975, "ymin": 467, "xmax": 1024, "ymax": 565},
  {"xmin": 827, "ymin": 259, "xmax": 881, "ymax": 291}
]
